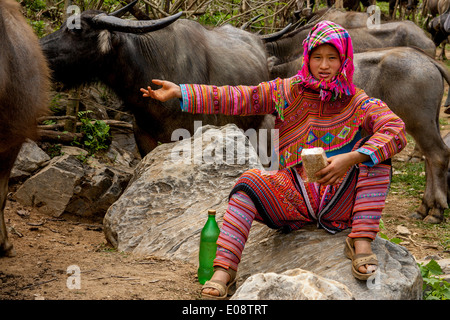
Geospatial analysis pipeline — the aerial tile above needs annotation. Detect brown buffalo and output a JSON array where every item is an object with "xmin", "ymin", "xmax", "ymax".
[{"xmin": 0, "ymin": 0, "xmax": 50, "ymax": 257}]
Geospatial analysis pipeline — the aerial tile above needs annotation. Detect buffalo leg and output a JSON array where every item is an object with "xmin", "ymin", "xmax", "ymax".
[
  {"xmin": 132, "ymin": 118, "xmax": 158, "ymax": 157},
  {"xmin": 444, "ymin": 92, "xmax": 450, "ymax": 114},
  {"xmin": 0, "ymin": 145, "xmax": 21, "ymax": 257},
  {"xmin": 409, "ymin": 130, "xmax": 450, "ymax": 224}
]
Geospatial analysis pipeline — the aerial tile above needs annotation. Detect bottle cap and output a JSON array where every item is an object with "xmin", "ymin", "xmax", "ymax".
[{"xmin": 208, "ymin": 209, "xmax": 216, "ymax": 215}]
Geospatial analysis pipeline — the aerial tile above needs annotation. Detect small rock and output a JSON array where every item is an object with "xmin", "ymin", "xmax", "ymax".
[
  {"xmin": 11, "ymin": 140, "xmax": 50, "ymax": 182},
  {"xmin": 16, "ymin": 210, "xmax": 30, "ymax": 218},
  {"xmin": 396, "ymin": 225, "xmax": 411, "ymax": 236},
  {"xmin": 13, "ymin": 154, "xmax": 84, "ymax": 217},
  {"xmin": 231, "ymin": 268, "xmax": 354, "ymax": 300}
]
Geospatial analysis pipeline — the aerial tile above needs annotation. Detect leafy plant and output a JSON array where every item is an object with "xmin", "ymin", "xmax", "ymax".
[
  {"xmin": 22, "ymin": 0, "xmax": 46, "ymax": 12},
  {"xmin": 42, "ymin": 119, "xmax": 56, "ymax": 125},
  {"xmin": 27, "ymin": 19, "xmax": 46, "ymax": 38},
  {"xmin": 74, "ymin": 110, "xmax": 111, "ymax": 155},
  {"xmin": 418, "ymin": 260, "xmax": 450, "ymax": 300},
  {"xmin": 47, "ymin": 143, "xmax": 63, "ymax": 158},
  {"xmin": 49, "ymin": 93, "xmax": 64, "ymax": 115}
]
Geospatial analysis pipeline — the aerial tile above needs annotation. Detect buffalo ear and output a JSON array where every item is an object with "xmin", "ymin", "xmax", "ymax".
[{"xmin": 98, "ymin": 29, "xmax": 113, "ymax": 54}]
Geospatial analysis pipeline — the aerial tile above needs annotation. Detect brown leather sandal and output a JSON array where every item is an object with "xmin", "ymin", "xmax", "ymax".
[
  {"xmin": 344, "ymin": 237, "xmax": 378, "ymax": 281},
  {"xmin": 199, "ymin": 267, "xmax": 237, "ymax": 300}
]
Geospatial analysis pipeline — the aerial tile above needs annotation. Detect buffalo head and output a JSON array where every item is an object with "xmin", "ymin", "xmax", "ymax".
[
  {"xmin": 40, "ymin": 1, "xmax": 181, "ymax": 87},
  {"xmin": 40, "ymin": 1, "xmax": 275, "ymax": 157}
]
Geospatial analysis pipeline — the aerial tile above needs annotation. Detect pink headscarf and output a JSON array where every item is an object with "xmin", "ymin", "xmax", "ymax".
[{"xmin": 296, "ymin": 20, "xmax": 356, "ymax": 101}]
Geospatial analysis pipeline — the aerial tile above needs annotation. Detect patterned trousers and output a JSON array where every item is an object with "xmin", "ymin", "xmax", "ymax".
[{"xmin": 213, "ymin": 162, "xmax": 391, "ymax": 272}]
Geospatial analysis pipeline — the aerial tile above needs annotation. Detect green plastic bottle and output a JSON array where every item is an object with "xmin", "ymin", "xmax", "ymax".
[{"xmin": 197, "ymin": 209, "xmax": 220, "ymax": 284}]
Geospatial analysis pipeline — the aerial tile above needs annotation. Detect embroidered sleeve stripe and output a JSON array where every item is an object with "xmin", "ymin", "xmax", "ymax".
[{"xmin": 180, "ymin": 82, "xmax": 277, "ymax": 116}]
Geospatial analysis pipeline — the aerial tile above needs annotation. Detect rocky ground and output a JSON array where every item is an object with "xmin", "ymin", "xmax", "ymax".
[
  {"xmin": 0, "ymin": 200, "xmax": 200, "ymax": 300},
  {"xmin": 0, "ymin": 153, "xmax": 448, "ymax": 301},
  {"xmin": 1, "ymin": 88, "xmax": 449, "ymax": 302}
]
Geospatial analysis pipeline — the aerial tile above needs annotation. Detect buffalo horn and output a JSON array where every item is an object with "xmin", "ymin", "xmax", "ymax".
[
  {"xmin": 92, "ymin": 11, "xmax": 183, "ymax": 33},
  {"xmin": 109, "ymin": 0, "xmax": 138, "ymax": 18},
  {"xmin": 241, "ymin": 14, "xmax": 263, "ymax": 30},
  {"xmin": 261, "ymin": 23, "xmax": 293, "ymax": 42}
]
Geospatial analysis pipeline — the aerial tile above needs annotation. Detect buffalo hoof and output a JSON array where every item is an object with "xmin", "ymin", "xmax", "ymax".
[
  {"xmin": 0, "ymin": 242, "xmax": 16, "ymax": 258},
  {"xmin": 444, "ymin": 106, "xmax": 450, "ymax": 115},
  {"xmin": 423, "ymin": 214, "xmax": 444, "ymax": 224},
  {"xmin": 409, "ymin": 212, "xmax": 425, "ymax": 220}
]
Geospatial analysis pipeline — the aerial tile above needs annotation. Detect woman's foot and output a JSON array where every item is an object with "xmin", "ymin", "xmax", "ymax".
[
  {"xmin": 201, "ymin": 270, "xmax": 230, "ymax": 297},
  {"xmin": 353, "ymin": 239, "xmax": 377, "ymax": 274}
]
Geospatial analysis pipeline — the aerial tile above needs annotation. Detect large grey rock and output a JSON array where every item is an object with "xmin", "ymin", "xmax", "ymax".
[
  {"xmin": 13, "ymin": 147, "xmax": 133, "ymax": 220},
  {"xmin": 103, "ymin": 124, "xmax": 423, "ymax": 300},
  {"xmin": 238, "ymin": 225, "xmax": 422, "ymax": 300},
  {"xmin": 103, "ymin": 124, "xmax": 262, "ymax": 258},
  {"xmin": 13, "ymin": 154, "xmax": 84, "ymax": 217},
  {"xmin": 230, "ymin": 268, "xmax": 354, "ymax": 300},
  {"xmin": 65, "ymin": 165, "xmax": 133, "ymax": 219}
]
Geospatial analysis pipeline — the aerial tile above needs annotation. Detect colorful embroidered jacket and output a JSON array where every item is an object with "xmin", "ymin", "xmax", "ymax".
[{"xmin": 180, "ymin": 75, "xmax": 407, "ymax": 169}]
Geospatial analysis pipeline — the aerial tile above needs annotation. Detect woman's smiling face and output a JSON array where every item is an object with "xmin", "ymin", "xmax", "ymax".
[{"xmin": 308, "ymin": 44, "xmax": 342, "ymax": 82}]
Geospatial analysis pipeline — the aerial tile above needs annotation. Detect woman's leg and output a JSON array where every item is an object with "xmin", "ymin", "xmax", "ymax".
[
  {"xmin": 201, "ymin": 167, "xmax": 311, "ymax": 296},
  {"xmin": 214, "ymin": 191, "xmax": 258, "ymax": 271},
  {"xmin": 349, "ymin": 163, "xmax": 392, "ymax": 274},
  {"xmin": 353, "ymin": 238, "xmax": 377, "ymax": 274}
]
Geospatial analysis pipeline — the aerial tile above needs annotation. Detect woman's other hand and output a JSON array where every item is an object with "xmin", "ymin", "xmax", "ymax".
[{"xmin": 140, "ymin": 79, "xmax": 182, "ymax": 101}]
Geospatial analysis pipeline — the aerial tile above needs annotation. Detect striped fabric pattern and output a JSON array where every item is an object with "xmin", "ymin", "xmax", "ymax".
[
  {"xmin": 180, "ymin": 80, "xmax": 407, "ymax": 170},
  {"xmin": 230, "ymin": 168, "xmax": 312, "ymax": 231},
  {"xmin": 357, "ymin": 99, "xmax": 407, "ymax": 165},
  {"xmin": 212, "ymin": 160, "xmax": 391, "ymax": 271},
  {"xmin": 214, "ymin": 191, "xmax": 258, "ymax": 271},
  {"xmin": 180, "ymin": 80, "xmax": 277, "ymax": 116},
  {"xmin": 348, "ymin": 164, "xmax": 391, "ymax": 238}
]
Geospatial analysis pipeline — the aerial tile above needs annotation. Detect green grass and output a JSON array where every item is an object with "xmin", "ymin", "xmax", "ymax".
[{"xmin": 391, "ymin": 161, "xmax": 426, "ymax": 198}]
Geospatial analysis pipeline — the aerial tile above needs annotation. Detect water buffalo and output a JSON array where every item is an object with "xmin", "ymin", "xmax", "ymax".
[
  {"xmin": 423, "ymin": 0, "xmax": 450, "ymax": 58},
  {"xmin": 268, "ymin": 46, "xmax": 450, "ymax": 224},
  {"xmin": 310, "ymin": 8, "xmax": 375, "ymax": 28},
  {"xmin": 423, "ymin": 0, "xmax": 450, "ymax": 18},
  {"xmin": 327, "ymin": 0, "xmax": 376, "ymax": 11},
  {"xmin": 40, "ymin": 2, "xmax": 274, "ymax": 158},
  {"xmin": 0, "ymin": 0, "xmax": 50, "ymax": 257},
  {"xmin": 266, "ymin": 18, "xmax": 436, "ymax": 61},
  {"xmin": 428, "ymin": 12, "xmax": 450, "ymax": 60}
]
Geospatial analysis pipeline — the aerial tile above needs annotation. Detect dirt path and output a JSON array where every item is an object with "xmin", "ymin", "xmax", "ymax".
[
  {"xmin": 0, "ymin": 200, "xmax": 200, "ymax": 300},
  {"xmin": 0, "ymin": 175, "xmax": 448, "ymax": 301}
]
